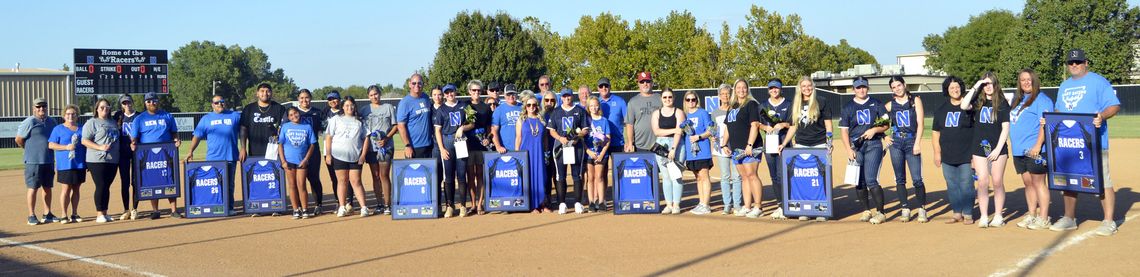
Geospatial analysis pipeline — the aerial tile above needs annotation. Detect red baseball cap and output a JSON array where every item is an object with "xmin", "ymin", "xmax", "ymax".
[{"xmin": 637, "ymin": 71, "xmax": 653, "ymax": 82}]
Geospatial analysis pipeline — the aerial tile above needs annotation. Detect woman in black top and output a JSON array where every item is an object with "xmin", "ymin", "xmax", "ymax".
[
  {"xmin": 959, "ymin": 72, "xmax": 1010, "ymax": 228},
  {"xmin": 435, "ymin": 85, "xmax": 474, "ymax": 218},
  {"xmin": 780, "ymin": 77, "xmax": 833, "ymax": 151},
  {"xmin": 721, "ymin": 79, "xmax": 765, "ymax": 219},
  {"xmin": 933, "ymin": 76, "xmax": 977, "ymax": 225},
  {"xmin": 884, "ymin": 76, "xmax": 928, "ymax": 223},
  {"xmin": 839, "ymin": 76, "xmax": 890, "ymax": 224},
  {"xmin": 651, "ymin": 88, "xmax": 687, "ymax": 214},
  {"xmin": 760, "ymin": 78, "xmax": 792, "ymax": 220}
]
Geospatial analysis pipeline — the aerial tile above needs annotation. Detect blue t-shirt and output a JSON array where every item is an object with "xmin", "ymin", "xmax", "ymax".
[
  {"xmin": 277, "ymin": 122, "xmax": 317, "ymax": 165},
  {"xmin": 838, "ymin": 98, "xmax": 888, "ymax": 144},
  {"xmin": 1055, "ymin": 72, "xmax": 1120, "ymax": 149},
  {"xmin": 492, "ymin": 102, "xmax": 522, "ymax": 150},
  {"xmin": 683, "ymin": 108, "xmax": 713, "ymax": 161},
  {"xmin": 131, "ymin": 111, "xmax": 177, "ymax": 144},
  {"xmin": 48, "ymin": 124, "xmax": 86, "ymax": 170},
  {"xmin": 1009, "ymin": 94, "xmax": 1054, "ymax": 156},
  {"xmin": 16, "ymin": 116, "xmax": 56, "ymax": 164},
  {"xmin": 599, "ymin": 94, "xmax": 627, "ymax": 147},
  {"xmin": 587, "ymin": 116, "xmax": 611, "ymax": 153},
  {"xmin": 396, "ymin": 94, "xmax": 433, "ymax": 148},
  {"xmin": 193, "ymin": 111, "xmax": 241, "ymax": 161}
]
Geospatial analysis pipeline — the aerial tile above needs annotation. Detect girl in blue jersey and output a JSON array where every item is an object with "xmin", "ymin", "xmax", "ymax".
[
  {"xmin": 584, "ymin": 96, "xmax": 610, "ymax": 213},
  {"xmin": 48, "ymin": 105, "xmax": 86, "ymax": 223},
  {"xmin": 960, "ymin": 72, "xmax": 1011, "ymax": 228},
  {"xmin": 839, "ymin": 76, "xmax": 890, "ymax": 224},
  {"xmin": 515, "ymin": 95, "xmax": 549, "ymax": 213},
  {"xmin": 278, "ymin": 107, "xmax": 317, "ymax": 219},
  {"xmin": 682, "ymin": 91, "xmax": 714, "ymax": 215},
  {"xmin": 884, "ymin": 76, "xmax": 928, "ymax": 223},
  {"xmin": 1009, "ymin": 69, "xmax": 1053, "ymax": 230},
  {"xmin": 651, "ymin": 88, "xmax": 687, "ymax": 215}
]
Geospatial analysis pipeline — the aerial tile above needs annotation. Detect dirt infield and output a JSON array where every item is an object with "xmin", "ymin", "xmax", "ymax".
[{"xmin": 1, "ymin": 139, "xmax": 1138, "ymax": 276}]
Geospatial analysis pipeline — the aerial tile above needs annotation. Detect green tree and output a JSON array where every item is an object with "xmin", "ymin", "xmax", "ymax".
[
  {"xmin": 828, "ymin": 39, "xmax": 878, "ymax": 73},
  {"xmin": 561, "ymin": 13, "xmax": 636, "ymax": 90},
  {"xmin": 522, "ymin": 16, "xmax": 567, "ymax": 90},
  {"xmin": 430, "ymin": 11, "xmax": 545, "ymax": 95},
  {"xmin": 169, "ymin": 41, "xmax": 295, "ymax": 112},
  {"xmin": 923, "ymin": 10, "xmax": 1018, "ymax": 80},
  {"xmin": 998, "ymin": 0, "xmax": 1140, "ymax": 85},
  {"xmin": 630, "ymin": 11, "xmax": 720, "ymax": 89}
]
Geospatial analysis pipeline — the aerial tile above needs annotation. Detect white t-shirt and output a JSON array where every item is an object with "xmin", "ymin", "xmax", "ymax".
[{"xmin": 326, "ymin": 115, "xmax": 366, "ymax": 162}]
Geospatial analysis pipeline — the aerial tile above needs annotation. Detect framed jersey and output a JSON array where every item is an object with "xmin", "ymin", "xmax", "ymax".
[
  {"xmin": 780, "ymin": 147, "xmax": 833, "ymax": 218},
  {"xmin": 242, "ymin": 158, "xmax": 288, "ymax": 214},
  {"xmin": 611, "ymin": 152, "xmax": 661, "ymax": 215},
  {"xmin": 184, "ymin": 161, "xmax": 231, "ymax": 218},
  {"xmin": 1044, "ymin": 112, "xmax": 1104, "ymax": 194},
  {"xmin": 134, "ymin": 142, "xmax": 181, "ymax": 201},
  {"xmin": 391, "ymin": 158, "xmax": 439, "ymax": 220},
  {"xmin": 482, "ymin": 151, "xmax": 529, "ymax": 212}
]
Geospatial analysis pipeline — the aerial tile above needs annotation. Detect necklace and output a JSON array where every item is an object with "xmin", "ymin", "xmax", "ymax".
[
  {"xmin": 258, "ymin": 102, "xmax": 271, "ymax": 113},
  {"xmin": 528, "ymin": 118, "xmax": 542, "ymax": 136}
]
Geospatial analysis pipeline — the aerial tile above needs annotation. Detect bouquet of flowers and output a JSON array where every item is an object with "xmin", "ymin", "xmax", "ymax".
[
  {"xmin": 464, "ymin": 105, "xmax": 478, "ymax": 125},
  {"xmin": 563, "ymin": 126, "xmax": 579, "ymax": 147},
  {"xmin": 369, "ymin": 130, "xmax": 386, "ymax": 155},
  {"xmin": 872, "ymin": 114, "xmax": 893, "ymax": 136},
  {"xmin": 588, "ymin": 128, "xmax": 609, "ymax": 153},
  {"xmin": 760, "ymin": 108, "xmax": 783, "ymax": 125},
  {"xmin": 679, "ymin": 120, "xmax": 699, "ymax": 156},
  {"xmin": 980, "ymin": 139, "xmax": 992, "ymax": 156},
  {"xmin": 68, "ymin": 134, "xmax": 78, "ymax": 160}
]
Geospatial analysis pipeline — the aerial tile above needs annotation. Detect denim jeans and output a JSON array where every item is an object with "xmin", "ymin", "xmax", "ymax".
[
  {"xmin": 657, "ymin": 137, "xmax": 684, "ymax": 203},
  {"xmin": 888, "ymin": 134, "xmax": 925, "ymax": 208},
  {"xmin": 941, "ymin": 162, "xmax": 975, "ymax": 215},
  {"xmin": 716, "ymin": 155, "xmax": 741, "ymax": 210},
  {"xmin": 854, "ymin": 139, "xmax": 885, "ymax": 190},
  {"xmin": 764, "ymin": 153, "xmax": 782, "ymax": 205}
]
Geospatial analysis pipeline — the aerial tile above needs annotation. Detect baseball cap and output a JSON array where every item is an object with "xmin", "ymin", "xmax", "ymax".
[
  {"xmin": 852, "ymin": 77, "xmax": 869, "ymax": 88},
  {"xmin": 503, "ymin": 84, "xmax": 518, "ymax": 95},
  {"xmin": 488, "ymin": 81, "xmax": 503, "ymax": 91},
  {"xmin": 442, "ymin": 84, "xmax": 458, "ymax": 93},
  {"xmin": 1066, "ymin": 49, "xmax": 1087, "ymax": 63},
  {"xmin": 598, "ymin": 77, "xmax": 611, "ymax": 87},
  {"xmin": 119, "ymin": 94, "xmax": 133, "ymax": 104},
  {"xmin": 144, "ymin": 92, "xmax": 158, "ymax": 101},
  {"xmin": 560, "ymin": 88, "xmax": 574, "ymax": 97},
  {"xmin": 767, "ymin": 80, "xmax": 783, "ymax": 88},
  {"xmin": 326, "ymin": 91, "xmax": 341, "ymax": 100},
  {"xmin": 636, "ymin": 71, "xmax": 653, "ymax": 82},
  {"xmin": 32, "ymin": 98, "xmax": 46, "ymax": 106}
]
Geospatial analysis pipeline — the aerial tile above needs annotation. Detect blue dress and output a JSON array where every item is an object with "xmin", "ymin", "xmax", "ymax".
[{"xmin": 519, "ymin": 117, "xmax": 547, "ymax": 209}]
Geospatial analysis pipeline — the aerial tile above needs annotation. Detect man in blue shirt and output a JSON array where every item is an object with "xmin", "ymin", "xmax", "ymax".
[
  {"xmin": 397, "ymin": 73, "xmax": 434, "ymax": 158},
  {"xmin": 131, "ymin": 92, "xmax": 182, "ymax": 219},
  {"xmin": 1048, "ymin": 49, "xmax": 1122, "ymax": 236},
  {"xmin": 187, "ymin": 95, "xmax": 241, "ymax": 214},
  {"xmin": 492, "ymin": 84, "xmax": 522, "ymax": 153},
  {"xmin": 16, "ymin": 98, "xmax": 58, "ymax": 225},
  {"xmin": 596, "ymin": 77, "xmax": 626, "ymax": 152}
]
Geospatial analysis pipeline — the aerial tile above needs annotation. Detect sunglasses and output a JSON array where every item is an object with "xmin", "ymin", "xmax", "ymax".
[
  {"xmin": 684, "ymin": 98, "xmax": 698, "ymax": 102},
  {"xmin": 638, "ymin": 80, "xmax": 652, "ymax": 84},
  {"xmin": 543, "ymin": 99, "xmax": 555, "ymax": 103},
  {"xmin": 525, "ymin": 103, "xmax": 538, "ymax": 107},
  {"xmin": 488, "ymin": 89, "xmax": 500, "ymax": 92},
  {"xmin": 213, "ymin": 100, "xmax": 226, "ymax": 105},
  {"xmin": 539, "ymin": 83, "xmax": 550, "ymax": 86},
  {"xmin": 598, "ymin": 85, "xmax": 610, "ymax": 89},
  {"xmin": 34, "ymin": 105, "xmax": 46, "ymax": 109},
  {"xmin": 469, "ymin": 89, "xmax": 482, "ymax": 92},
  {"xmin": 121, "ymin": 101, "xmax": 132, "ymax": 105},
  {"xmin": 409, "ymin": 82, "xmax": 424, "ymax": 86},
  {"xmin": 1067, "ymin": 61, "xmax": 1085, "ymax": 66},
  {"xmin": 145, "ymin": 100, "xmax": 158, "ymax": 104}
]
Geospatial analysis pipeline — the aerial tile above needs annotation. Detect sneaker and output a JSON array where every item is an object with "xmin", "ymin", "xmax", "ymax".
[
  {"xmin": 383, "ymin": 207, "xmax": 391, "ymax": 215},
  {"xmin": 1028, "ymin": 216, "xmax": 1051, "ymax": 230},
  {"xmin": 27, "ymin": 215, "xmax": 39, "ymax": 225},
  {"xmin": 558, "ymin": 203, "xmax": 568, "ymax": 215},
  {"xmin": 989, "ymin": 215, "xmax": 1005, "ymax": 228},
  {"xmin": 129, "ymin": 209, "xmax": 138, "ymax": 220},
  {"xmin": 360, "ymin": 207, "xmax": 373, "ymax": 218},
  {"xmin": 302, "ymin": 209, "xmax": 313, "ymax": 219},
  {"xmin": 313, "ymin": 206, "xmax": 323, "ymax": 215},
  {"xmin": 336, "ymin": 206, "xmax": 349, "ymax": 217},
  {"xmin": 746, "ymin": 207, "xmax": 761, "ymax": 218},
  {"xmin": 1017, "ymin": 215, "xmax": 1035, "ymax": 228},
  {"xmin": 770, "ymin": 207, "xmax": 786, "ymax": 220},
  {"xmin": 96, "ymin": 215, "xmax": 109, "ymax": 223},
  {"xmin": 899, "ymin": 208, "xmax": 911, "ymax": 223},
  {"xmin": 60, "ymin": 215, "xmax": 71, "ymax": 224},
  {"xmin": 733, "ymin": 207, "xmax": 748, "ymax": 217},
  {"xmin": 1050, "ymin": 217, "xmax": 1078, "ymax": 231},
  {"xmin": 42, "ymin": 213, "xmax": 59, "ymax": 224},
  {"xmin": 799, "ymin": 216, "xmax": 810, "ymax": 221},
  {"xmin": 119, "ymin": 211, "xmax": 130, "ymax": 221},
  {"xmin": 721, "ymin": 207, "xmax": 731, "ymax": 215},
  {"xmin": 149, "ymin": 211, "xmax": 161, "ymax": 220},
  {"xmin": 574, "ymin": 203, "xmax": 584, "ymax": 214},
  {"xmin": 815, "ymin": 217, "xmax": 827, "ymax": 222},
  {"xmin": 292, "ymin": 210, "xmax": 302, "ymax": 219},
  {"xmin": 458, "ymin": 206, "xmax": 468, "ymax": 217},
  {"xmin": 916, "ymin": 208, "xmax": 928, "ymax": 223},
  {"xmin": 443, "ymin": 206, "xmax": 454, "ymax": 218},
  {"xmin": 859, "ymin": 210, "xmax": 872, "ymax": 222},
  {"xmin": 690, "ymin": 205, "xmax": 710, "ymax": 215},
  {"xmin": 977, "ymin": 215, "xmax": 990, "ymax": 228},
  {"xmin": 170, "ymin": 209, "xmax": 182, "ymax": 219},
  {"xmin": 671, "ymin": 206, "xmax": 681, "ymax": 214},
  {"xmin": 869, "ymin": 212, "xmax": 885, "ymax": 224},
  {"xmin": 1095, "ymin": 220, "xmax": 1118, "ymax": 236},
  {"xmin": 597, "ymin": 202, "xmax": 606, "ymax": 212}
]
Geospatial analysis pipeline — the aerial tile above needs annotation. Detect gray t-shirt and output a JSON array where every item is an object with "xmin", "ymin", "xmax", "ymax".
[
  {"xmin": 16, "ymin": 116, "xmax": 57, "ymax": 164},
  {"xmin": 624, "ymin": 92, "xmax": 663, "ymax": 150},
  {"xmin": 82, "ymin": 118, "xmax": 121, "ymax": 163},
  {"xmin": 326, "ymin": 115, "xmax": 366, "ymax": 162},
  {"xmin": 360, "ymin": 103, "xmax": 397, "ymax": 152}
]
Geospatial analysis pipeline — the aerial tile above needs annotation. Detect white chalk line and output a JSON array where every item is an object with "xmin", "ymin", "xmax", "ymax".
[
  {"xmin": 0, "ymin": 237, "xmax": 166, "ymax": 277},
  {"xmin": 989, "ymin": 212, "xmax": 1138, "ymax": 277}
]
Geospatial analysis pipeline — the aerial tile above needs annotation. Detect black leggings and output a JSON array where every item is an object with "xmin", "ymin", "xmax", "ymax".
[
  {"xmin": 118, "ymin": 152, "xmax": 136, "ymax": 210},
  {"xmin": 307, "ymin": 149, "xmax": 324, "ymax": 207},
  {"xmin": 554, "ymin": 146, "xmax": 585, "ymax": 205},
  {"xmin": 441, "ymin": 145, "xmax": 468, "ymax": 206},
  {"xmin": 90, "ymin": 163, "xmax": 118, "ymax": 212},
  {"xmin": 765, "ymin": 153, "xmax": 783, "ymax": 206}
]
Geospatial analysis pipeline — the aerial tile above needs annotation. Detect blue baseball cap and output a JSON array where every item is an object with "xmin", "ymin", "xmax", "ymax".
[
  {"xmin": 442, "ymin": 84, "xmax": 458, "ymax": 93},
  {"xmin": 559, "ymin": 88, "xmax": 574, "ymax": 97},
  {"xmin": 767, "ymin": 80, "xmax": 783, "ymax": 88},
  {"xmin": 852, "ymin": 77, "xmax": 869, "ymax": 88},
  {"xmin": 325, "ymin": 91, "xmax": 341, "ymax": 100},
  {"xmin": 144, "ymin": 92, "xmax": 159, "ymax": 101}
]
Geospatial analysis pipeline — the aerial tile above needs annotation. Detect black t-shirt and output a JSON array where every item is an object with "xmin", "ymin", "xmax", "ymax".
[
  {"xmin": 546, "ymin": 105, "xmax": 589, "ymax": 146},
  {"xmin": 759, "ymin": 97, "xmax": 792, "ymax": 142},
  {"xmin": 239, "ymin": 101, "xmax": 287, "ymax": 156},
  {"xmin": 725, "ymin": 100, "xmax": 761, "ymax": 149},
  {"xmin": 839, "ymin": 97, "xmax": 887, "ymax": 145},
  {"xmin": 972, "ymin": 99, "xmax": 1011, "ymax": 156},
  {"xmin": 299, "ymin": 107, "xmax": 327, "ymax": 135},
  {"xmin": 932, "ymin": 102, "xmax": 975, "ymax": 165},
  {"xmin": 468, "ymin": 102, "xmax": 493, "ymax": 140},
  {"xmin": 794, "ymin": 97, "xmax": 833, "ymax": 146},
  {"xmin": 113, "ymin": 110, "xmax": 141, "ymax": 153},
  {"xmin": 433, "ymin": 102, "xmax": 468, "ymax": 136}
]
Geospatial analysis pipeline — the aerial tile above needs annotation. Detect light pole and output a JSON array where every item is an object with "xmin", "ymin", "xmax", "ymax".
[{"xmin": 212, "ymin": 80, "xmax": 222, "ymax": 96}]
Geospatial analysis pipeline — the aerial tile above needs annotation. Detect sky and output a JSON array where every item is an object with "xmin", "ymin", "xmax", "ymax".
[{"xmin": 4, "ymin": 0, "xmax": 1133, "ymax": 89}]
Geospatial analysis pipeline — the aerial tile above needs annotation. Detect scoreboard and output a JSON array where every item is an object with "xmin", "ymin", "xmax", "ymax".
[{"xmin": 73, "ymin": 48, "xmax": 168, "ymax": 95}]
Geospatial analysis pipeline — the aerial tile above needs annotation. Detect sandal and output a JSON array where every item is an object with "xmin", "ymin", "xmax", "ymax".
[{"xmin": 945, "ymin": 214, "xmax": 963, "ymax": 224}]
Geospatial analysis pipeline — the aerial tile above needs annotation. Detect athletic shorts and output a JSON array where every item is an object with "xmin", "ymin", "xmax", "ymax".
[
  {"xmin": 331, "ymin": 158, "xmax": 363, "ymax": 171},
  {"xmin": 25, "ymin": 164, "xmax": 54, "ymax": 189},
  {"xmin": 1011, "ymin": 156, "xmax": 1047, "ymax": 175},
  {"xmin": 686, "ymin": 159, "xmax": 714, "ymax": 171},
  {"xmin": 585, "ymin": 153, "xmax": 610, "ymax": 165},
  {"xmin": 1102, "ymin": 149, "xmax": 1113, "ymax": 189},
  {"xmin": 57, "ymin": 169, "xmax": 86, "ymax": 185},
  {"xmin": 365, "ymin": 149, "xmax": 394, "ymax": 163}
]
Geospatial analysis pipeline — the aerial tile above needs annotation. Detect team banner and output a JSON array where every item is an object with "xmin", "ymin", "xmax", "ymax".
[
  {"xmin": 134, "ymin": 142, "xmax": 180, "ymax": 201},
  {"xmin": 611, "ymin": 152, "xmax": 661, "ymax": 215},
  {"xmin": 184, "ymin": 161, "xmax": 231, "ymax": 218},
  {"xmin": 780, "ymin": 147, "xmax": 833, "ymax": 218},
  {"xmin": 1044, "ymin": 112, "xmax": 1105, "ymax": 194},
  {"xmin": 391, "ymin": 158, "xmax": 439, "ymax": 220},
  {"xmin": 482, "ymin": 151, "xmax": 530, "ymax": 212},
  {"xmin": 242, "ymin": 158, "xmax": 288, "ymax": 214}
]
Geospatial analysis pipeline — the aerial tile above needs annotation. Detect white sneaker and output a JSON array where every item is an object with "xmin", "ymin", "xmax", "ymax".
[
  {"xmin": 733, "ymin": 207, "xmax": 748, "ymax": 217},
  {"xmin": 336, "ymin": 206, "xmax": 348, "ymax": 217},
  {"xmin": 1017, "ymin": 215, "xmax": 1035, "ymax": 228},
  {"xmin": 859, "ymin": 210, "xmax": 872, "ymax": 222},
  {"xmin": 869, "ymin": 211, "xmax": 885, "ymax": 224},
  {"xmin": 899, "ymin": 208, "xmax": 911, "ymax": 222},
  {"xmin": 978, "ymin": 215, "xmax": 990, "ymax": 228},
  {"xmin": 671, "ymin": 206, "xmax": 681, "ymax": 214},
  {"xmin": 690, "ymin": 205, "xmax": 710, "ymax": 215},
  {"xmin": 129, "ymin": 209, "xmax": 138, "ymax": 220},
  {"xmin": 770, "ymin": 207, "xmax": 786, "ymax": 220},
  {"xmin": 1050, "ymin": 217, "xmax": 1078, "ymax": 231},
  {"xmin": 360, "ymin": 207, "xmax": 373, "ymax": 218},
  {"xmin": 989, "ymin": 214, "xmax": 1005, "ymax": 228},
  {"xmin": 746, "ymin": 208, "xmax": 761, "ymax": 218},
  {"xmin": 574, "ymin": 203, "xmax": 584, "ymax": 214},
  {"xmin": 916, "ymin": 208, "xmax": 928, "ymax": 223},
  {"xmin": 1028, "ymin": 216, "xmax": 1051, "ymax": 230},
  {"xmin": 721, "ymin": 207, "xmax": 731, "ymax": 215},
  {"xmin": 558, "ymin": 203, "xmax": 567, "ymax": 215},
  {"xmin": 96, "ymin": 215, "xmax": 109, "ymax": 223},
  {"xmin": 1095, "ymin": 220, "xmax": 1118, "ymax": 236}
]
